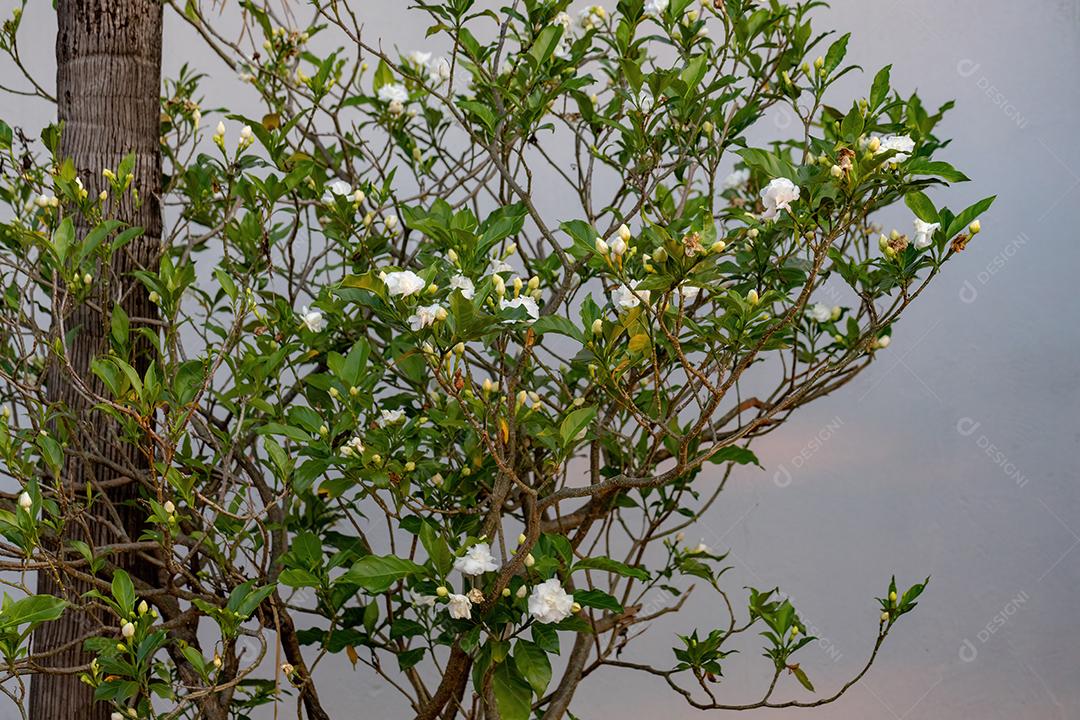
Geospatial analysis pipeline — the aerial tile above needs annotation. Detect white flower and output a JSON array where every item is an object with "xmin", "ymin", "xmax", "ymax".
[
  {"xmin": 636, "ymin": 90, "xmax": 655, "ymax": 113},
  {"xmin": 446, "ymin": 593, "xmax": 472, "ymax": 619},
  {"xmin": 450, "ymin": 274, "xmax": 475, "ymax": 299},
  {"xmin": 874, "ymin": 134, "xmax": 915, "ymax": 164},
  {"xmin": 809, "ymin": 303, "xmax": 831, "ymax": 323},
  {"xmin": 554, "ymin": 12, "xmax": 573, "ymax": 30},
  {"xmin": 384, "ymin": 270, "xmax": 426, "ymax": 297},
  {"xmin": 488, "ymin": 257, "xmax": 514, "ymax": 274},
  {"xmin": 500, "ymin": 296, "xmax": 540, "ymax": 322},
  {"xmin": 17, "ymin": 492, "xmax": 31, "ymax": 510},
  {"xmin": 407, "ymin": 50, "xmax": 432, "ymax": 66},
  {"xmin": 578, "ymin": 5, "xmax": 606, "ymax": 30},
  {"xmin": 381, "ymin": 408, "xmax": 406, "ymax": 425},
  {"xmin": 723, "ymin": 168, "xmax": 751, "ymax": 190},
  {"xmin": 408, "ymin": 303, "xmax": 443, "ymax": 331},
  {"xmin": 687, "ymin": 541, "xmax": 712, "ymax": 555},
  {"xmin": 613, "ymin": 282, "xmax": 650, "ymax": 309},
  {"xmin": 326, "ymin": 180, "xmax": 352, "ymax": 197},
  {"xmin": 528, "ymin": 578, "xmax": 574, "ymax": 624},
  {"xmin": 912, "ymin": 218, "xmax": 941, "ymax": 250},
  {"xmin": 377, "ymin": 83, "xmax": 409, "ymax": 105},
  {"xmin": 340, "ymin": 436, "xmax": 365, "ymax": 457},
  {"xmin": 121, "ymin": 622, "xmax": 135, "ymax": 639},
  {"xmin": 759, "ymin": 177, "xmax": 800, "ymax": 220},
  {"xmin": 299, "ymin": 306, "xmax": 325, "ymax": 332},
  {"xmin": 644, "ymin": 0, "xmax": 669, "ymax": 16},
  {"xmin": 454, "ymin": 542, "xmax": 499, "ymax": 576},
  {"xmin": 428, "ymin": 57, "xmax": 452, "ymax": 83}
]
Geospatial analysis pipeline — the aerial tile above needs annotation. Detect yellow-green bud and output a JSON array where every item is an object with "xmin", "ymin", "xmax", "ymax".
[{"xmin": 436, "ymin": 586, "xmax": 448, "ymax": 597}]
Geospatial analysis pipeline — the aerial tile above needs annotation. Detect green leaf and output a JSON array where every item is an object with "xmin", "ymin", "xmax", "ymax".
[
  {"xmin": 112, "ymin": 570, "xmax": 136, "ymax": 615},
  {"xmin": 904, "ymin": 191, "xmax": 938, "ymax": 224},
  {"xmin": 792, "ymin": 665, "xmax": 815, "ymax": 692},
  {"xmin": 559, "ymin": 406, "xmax": 597, "ymax": 448},
  {"xmin": 823, "ymin": 33, "xmax": 851, "ymax": 76},
  {"xmin": 906, "ymin": 158, "xmax": 970, "ymax": 183},
  {"xmin": 680, "ymin": 55, "xmax": 707, "ymax": 93},
  {"xmin": 513, "ymin": 640, "xmax": 552, "ymax": 697},
  {"xmin": 870, "ymin": 65, "xmax": 892, "ymax": 109},
  {"xmin": 342, "ymin": 555, "xmax": 426, "ymax": 593},
  {"xmin": 708, "ymin": 445, "xmax": 761, "ymax": 468},
  {"xmin": 572, "ymin": 557, "xmax": 649, "ymax": 582},
  {"xmin": 493, "ymin": 661, "xmax": 532, "ymax": 720},
  {"xmin": 0, "ymin": 595, "xmax": 67, "ymax": 630},
  {"xmin": 53, "ymin": 217, "xmax": 74, "ymax": 262},
  {"xmin": 573, "ymin": 588, "xmax": 622, "ymax": 612},
  {"xmin": 946, "ymin": 196, "xmax": 995, "ymax": 239},
  {"xmin": 528, "ymin": 25, "xmax": 564, "ymax": 67}
]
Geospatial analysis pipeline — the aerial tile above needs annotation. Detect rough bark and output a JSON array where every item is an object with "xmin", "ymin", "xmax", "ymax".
[{"xmin": 30, "ymin": 3, "xmax": 163, "ymax": 720}]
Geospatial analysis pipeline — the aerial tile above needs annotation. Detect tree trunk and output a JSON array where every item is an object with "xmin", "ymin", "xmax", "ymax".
[{"xmin": 30, "ymin": 3, "xmax": 162, "ymax": 720}]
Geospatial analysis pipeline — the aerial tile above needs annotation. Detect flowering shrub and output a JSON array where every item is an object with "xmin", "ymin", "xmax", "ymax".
[{"xmin": 0, "ymin": 0, "xmax": 992, "ymax": 718}]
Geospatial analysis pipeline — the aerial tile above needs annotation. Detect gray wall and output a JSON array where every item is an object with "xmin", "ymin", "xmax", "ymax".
[{"xmin": 1, "ymin": 1, "xmax": 1077, "ymax": 717}]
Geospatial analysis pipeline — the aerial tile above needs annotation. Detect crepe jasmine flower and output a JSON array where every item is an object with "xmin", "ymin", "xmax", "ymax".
[
  {"xmin": 339, "ymin": 436, "xmax": 365, "ymax": 457},
  {"xmin": 644, "ymin": 0, "xmax": 669, "ymax": 16},
  {"xmin": 408, "ymin": 303, "xmax": 444, "ymax": 331},
  {"xmin": 384, "ymin": 270, "xmax": 426, "ymax": 297},
  {"xmin": 687, "ymin": 540, "xmax": 712, "ymax": 555},
  {"xmin": 380, "ymin": 408, "xmax": 406, "ymax": 424},
  {"xmin": 17, "ymin": 492, "xmax": 31, "ymax": 510},
  {"xmin": 500, "ymin": 296, "xmax": 540, "ymax": 322},
  {"xmin": 809, "ymin": 303, "xmax": 831, "ymax": 323},
  {"xmin": 912, "ymin": 218, "xmax": 941, "ymax": 249},
  {"xmin": 407, "ymin": 50, "xmax": 432, "ymax": 66},
  {"xmin": 613, "ymin": 282, "xmax": 649, "ymax": 309},
  {"xmin": 759, "ymin": 177, "xmax": 800, "ymax": 220},
  {"xmin": 377, "ymin": 83, "xmax": 408, "ymax": 105},
  {"xmin": 428, "ymin": 57, "xmax": 451, "ymax": 83},
  {"xmin": 299, "ymin": 306, "xmax": 325, "ymax": 332},
  {"xmin": 454, "ymin": 542, "xmax": 499, "ymax": 575},
  {"xmin": 528, "ymin": 578, "xmax": 574, "ymax": 624},
  {"xmin": 446, "ymin": 593, "xmax": 472, "ymax": 619},
  {"xmin": 450, "ymin": 274, "xmax": 476, "ymax": 299},
  {"xmin": 874, "ymin": 134, "xmax": 915, "ymax": 164},
  {"xmin": 723, "ymin": 168, "xmax": 750, "ymax": 190}
]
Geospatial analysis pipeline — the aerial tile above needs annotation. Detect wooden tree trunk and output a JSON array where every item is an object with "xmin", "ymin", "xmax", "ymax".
[{"xmin": 30, "ymin": 2, "xmax": 162, "ymax": 720}]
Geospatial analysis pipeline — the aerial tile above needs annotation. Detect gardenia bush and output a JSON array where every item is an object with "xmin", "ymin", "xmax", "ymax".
[{"xmin": 0, "ymin": 0, "xmax": 993, "ymax": 718}]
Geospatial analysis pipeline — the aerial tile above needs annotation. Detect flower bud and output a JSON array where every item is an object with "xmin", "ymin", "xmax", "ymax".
[
  {"xmin": 747, "ymin": 228, "xmax": 759, "ymax": 239},
  {"xmin": 571, "ymin": 602, "xmax": 582, "ymax": 613},
  {"xmin": 867, "ymin": 136, "xmax": 881, "ymax": 153},
  {"xmin": 138, "ymin": 600, "xmax": 148, "ymax": 615},
  {"xmin": 618, "ymin": 224, "xmax": 631, "ymax": 242},
  {"xmin": 516, "ymin": 584, "xmax": 528, "ymax": 598},
  {"xmin": 524, "ymin": 553, "xmax": 535, "ymax": 567},
  {"xmin": 518, "ymin": 533, "xmax": 527, "ymax": 544},
  {"xmin": 831, "ymin": 306, "xmax": 841, "ymax": 321},
  {"xmin": 502, "ymin": 587, "xmax": 511, "ymax": 597},
  {"xmin": 591, "ymin": 318, "xmax": 603, "ymax": 335},
  {"xmin": 702, "ymin": 120, "xmax": 714, "ymax": 135},
  {"xmin": 594, "ymin": 237, "xmax": 609, "ymax": 255},
  {"xmin": 453, "ymin": 341, "xmax": 465, "ymax": 356},
  {"xmin": 121, "ymin": 622, "xmax": 135, "ymax": 639},
  {"xmin": 711, "ymin": 240, "xmax": 726, "ymax": 253},
  {"xmin": 880, "ymin": 611, "xmax": 890, "ymax": 623},
  {"xmin": 746, "ymin": 289, "xmax": 759, "ymax": 306},
  {"xmin": 163, "ymin": 500, "xmax": 175, "ymax": 514},
  {"xmin": 969, "ymin": 220, "xmax": 981, "ymax": 234},
  {"xmin": 17, "ymin": 492, "xmax": 31, "ymax": 510},
  {"xmin": 889, "ymin": 590, "xmax": 897, "ymax": 603},
  {"xmin": 610, "ymin": 237, "xmax": 627, "ymax": 257},
  {"xmin": 831, "ymin": 164, "xmax": 843, "ymax": 178},
  {"xmin": 814, "ymin": 55, "xmax": 825, "ymax": 69}
]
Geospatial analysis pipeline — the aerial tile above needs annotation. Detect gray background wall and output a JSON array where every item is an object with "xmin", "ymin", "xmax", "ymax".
[{"xmin": 1, "ymin": 1, "xmax": 1077, "ymax": 717}]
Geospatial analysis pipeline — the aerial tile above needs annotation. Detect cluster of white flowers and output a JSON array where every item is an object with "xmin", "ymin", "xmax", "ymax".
[
  {"xmin": 453, "ymin": 542, "xmax": 499, "ymax": 576},
  {"xmin": 759, "ymin": 177, "xmax": 800, "ymax": 220}
]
